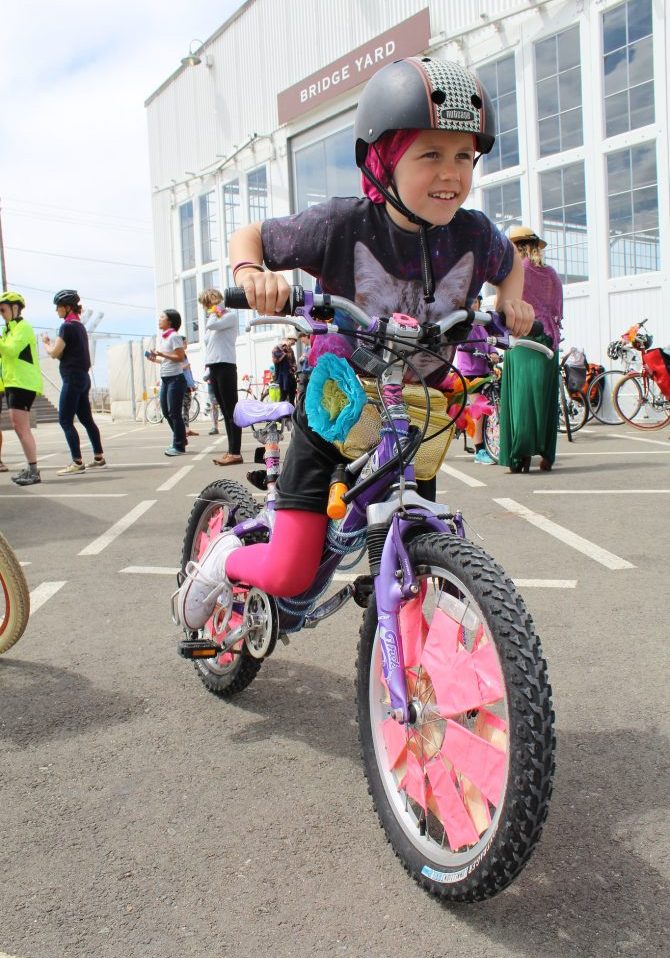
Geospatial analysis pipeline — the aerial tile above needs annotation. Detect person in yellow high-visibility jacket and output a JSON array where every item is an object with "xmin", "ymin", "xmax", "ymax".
[
  {"xmin": 0, "ymin": 361, "xmax": 7, "ymax": 472},
  {"xmin": 0, "ymin": 291, "xmax": 42, "ymax": 485}
]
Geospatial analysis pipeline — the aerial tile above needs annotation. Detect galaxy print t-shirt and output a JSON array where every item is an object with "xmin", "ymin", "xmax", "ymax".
[{"xmin": 261, "ymin": 197, "xmax": 514, "ymax": 383}]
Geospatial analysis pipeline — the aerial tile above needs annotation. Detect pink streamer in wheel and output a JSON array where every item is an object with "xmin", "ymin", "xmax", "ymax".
[
  {"xmin": 399, "ymin": 751, "xmax": 429, "ymax": 812},
  {"xmin": 440, "ymin": 721, "xmax": 507, "ymax": 807},
  {"xmin": 425, "ymin": 757, "xmax": 480, "ymax": 850},
  {"xmin": 398, "ymin": 592, "xmax": 429, "ymax": 669},
  {"xmin": 381, "ymin": 717, "xmax": 408, "ymax": 771}
]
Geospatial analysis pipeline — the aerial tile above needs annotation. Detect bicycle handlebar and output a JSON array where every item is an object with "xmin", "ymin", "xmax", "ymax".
[{"xmin": 223, "ymin": 286, "xmax": 550, "ymax": 354}]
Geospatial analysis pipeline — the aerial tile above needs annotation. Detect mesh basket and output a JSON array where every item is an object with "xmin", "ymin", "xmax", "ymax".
[{"xmin": 335, "ymin": 381, "xmax": 456, "ymax": 481}]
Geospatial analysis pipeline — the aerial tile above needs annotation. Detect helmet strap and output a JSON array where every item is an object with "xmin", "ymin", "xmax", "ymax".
[{"xmin": 360, "ymin": 161, "xmax": 436, "ymax": 303}]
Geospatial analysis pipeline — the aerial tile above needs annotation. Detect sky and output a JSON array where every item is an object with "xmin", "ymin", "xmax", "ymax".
[{"xmin": 1, "ymin": 0, "xmax": 244, "ymax": 384}]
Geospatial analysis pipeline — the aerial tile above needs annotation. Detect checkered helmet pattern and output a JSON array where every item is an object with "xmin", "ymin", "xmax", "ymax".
[{"xmin": 354, "ymin": 56, "xmax": 496, "ymax": 165}]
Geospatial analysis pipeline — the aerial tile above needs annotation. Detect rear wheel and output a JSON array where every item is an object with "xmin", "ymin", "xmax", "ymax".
[
  {"xmin": 481, "ymin": 386, "xmax": 500, "ymax": 463},
  {"xmin": 180, "ymin": 480, "xmax": 265, "ymax": 697},
  {"xmin": 0, "ymin": 531, "xmax": 30, "ymax": 654},
  {"xmin": 188, "ymin": 396, "xmax": 201, "ymax": 423},
  {"xmin": 357, "ymin": 533, "xmax": 555, "ymax": 901},
  {"xmin": 613, "ymin": 373, "xmax": 670, "ymax": 430}
]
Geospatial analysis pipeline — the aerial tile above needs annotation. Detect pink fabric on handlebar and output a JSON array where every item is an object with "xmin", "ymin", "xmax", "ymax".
[{"xmin": 225, "ymin": 509, "xmax": 329, "ymax": 597}]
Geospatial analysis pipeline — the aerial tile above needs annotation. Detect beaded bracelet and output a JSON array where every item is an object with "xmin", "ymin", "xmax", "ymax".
[{"xmin": 232, "ymin": 261, "xmax": 265, "ymax": 280}]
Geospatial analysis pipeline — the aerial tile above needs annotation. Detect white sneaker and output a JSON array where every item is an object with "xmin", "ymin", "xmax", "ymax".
[
  {"xmin": 58, "ymin": 461, "xmax": 85, "ymax": 475},
  {"xmin": 176, "ymin": 530, "xmax": 242, "ymax": 631},
  {"xmin": 87, "ymin": 456, "xmax": 107, "ymax": 468}
]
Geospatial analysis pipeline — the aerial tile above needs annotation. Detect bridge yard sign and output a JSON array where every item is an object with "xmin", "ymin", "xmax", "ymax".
[{"xmin": 277, "ymin": 8, "xmax": 431, "ymax": 125}]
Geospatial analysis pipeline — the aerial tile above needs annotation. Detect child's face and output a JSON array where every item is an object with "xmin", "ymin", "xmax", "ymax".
[{"xmin": 388, "ymin": 130, "xmax": 475, "ymax": 231}]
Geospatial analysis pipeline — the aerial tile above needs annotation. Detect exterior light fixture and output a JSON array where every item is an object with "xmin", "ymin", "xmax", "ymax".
[{"xmin": 181, "ymin": 39, "xmax": 205, "ymax": 67}]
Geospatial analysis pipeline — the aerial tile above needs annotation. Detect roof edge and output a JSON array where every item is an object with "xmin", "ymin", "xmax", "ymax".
[{"xmin": 144, "ymin": 0, "xmax": 256, "ymax": 108}]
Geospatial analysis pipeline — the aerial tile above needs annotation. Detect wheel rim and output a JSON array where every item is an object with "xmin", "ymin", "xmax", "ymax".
[
  {"xmin": 0, "ymin": 574, "xmax": 10, "ymax": 636},
  {"xmin": 590, "ymin": 371, "xmax": 626, "ymax": 425},
  {"xmin": 189, "ymin": 500, "xmax": 247, "ymax": 674},
  {"xmin": 369, "ymin": 569, "xmax": 509, "ymax": 868},
  {"xmin": 615, "ymin": 375, "xmax": 644, "ymax": 422},
  {"xmin": 624, "ymin": 376, "xmax": 670, "ymax": 429},
  {"xmin": 483, "ymin": 410, "xmax": 500, "ymax": 461}
]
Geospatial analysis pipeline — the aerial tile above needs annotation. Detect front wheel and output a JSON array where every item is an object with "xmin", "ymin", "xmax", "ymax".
[
  {"xmin": 613, "ymin": 373, "xmax": 670, "ymax": 430},
  {"xmin": 357, "ymin": 533, "xmax": 555, "ymax": 901},
  {"xmin": 587, "ymin": 370, "xmax": 626, "ymax": 425},
  {"xmin": 180, "ymin": 480, "xmax": 265, "ymax": 697},
  {"xmin": 188, "ymin": 396, "xmax": 201, "ymax": 423},
  {"xmin": 145, "ymin": 396, "xmax": 163, "ymax": 424},
  {"xmin": 0, "ymin": 531, "xmax": 30, "ymax": 654},
  {"xmin": 481, "ymin": 385, "xmax": 500, "ymax": 463}
]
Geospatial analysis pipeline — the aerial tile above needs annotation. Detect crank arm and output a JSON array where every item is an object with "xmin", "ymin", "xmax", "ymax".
[{"xmin": 302, "ymin": 584, "xmax": 355, "ymax": 628}]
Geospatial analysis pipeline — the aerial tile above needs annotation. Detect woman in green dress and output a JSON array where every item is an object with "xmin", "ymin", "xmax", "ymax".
[{"xmin": 498, "ymin": 226, "xmax": 563, "ymax": 473}]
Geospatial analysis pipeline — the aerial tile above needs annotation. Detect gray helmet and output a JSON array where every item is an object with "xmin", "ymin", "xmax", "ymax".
[
  {"xmin": 354, "ymin": 57, "xmax": 496, "ymax": 167},
  {"xmin": 53, "ymin": 289, "xmax": 80, "ymax": 308}
]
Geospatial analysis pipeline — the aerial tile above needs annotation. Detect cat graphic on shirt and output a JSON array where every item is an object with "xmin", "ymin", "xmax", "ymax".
[{"xmin": 353, "ymin": 242, "xmax": 475, "ymax": 382}]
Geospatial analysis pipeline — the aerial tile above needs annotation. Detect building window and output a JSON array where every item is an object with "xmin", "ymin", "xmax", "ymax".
[
  {"xmin": 294, "ymin": 126, "xmax": 360, "ymax": 211},
  {"xmin": 248, "ymin": 166, "xmax": 268, "ymax": 221},
  {"xmin": 202, "ymin": 268, "xmax": 220, "ymax": 292},
  {"xmin": 482, "ymin": 180, "xmax": 522, "ymax": 233},
  {"xmin": 607, "ymin": 142, "xmax": 659, "ymax": 276},
  {"xmin": 540, "ymin": 162, "xmax": 588, "ymax": 284},
  {"xmin": 222, "ymin": 179, "xmax": 240, "ymax": 253},
  {"xmin": 182, "ymin": 275, "xmax": 198, "ymax": 342},
  {"xmin": 603, "ymin": 0, "xmax": 654, "ymax": 137},
  {"xmin": 535, "ymin": 25, "xmax": 583, "ymax": 157},
  {"xmin": 478, "ymin": 56, "xmax": 519, "ymax": 174},
  {"xmin": 179, "ymin": 201, "xmax": 195, "ymax": 271},
  {"xmin": 199, "ymin": 191, "xmax": 218, "ymax": 264}
]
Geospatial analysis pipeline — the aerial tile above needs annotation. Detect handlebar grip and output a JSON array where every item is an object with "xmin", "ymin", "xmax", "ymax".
[{"xmin": 224, "ymin": 287, "xmax": 252, "ymax": 310}]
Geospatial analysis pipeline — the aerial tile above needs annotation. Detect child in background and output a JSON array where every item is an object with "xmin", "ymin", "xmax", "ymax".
[{"xmin": 454, "ymin": 293, "xmax": 500, "ymax": 465}]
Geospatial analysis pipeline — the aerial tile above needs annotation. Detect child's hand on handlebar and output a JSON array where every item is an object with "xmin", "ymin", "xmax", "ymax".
[
  {"xmin": 235, "ymin": 268, "xmax": 291, "ymax": 315},
  {"xmin": 497, "ymin": 299, "xmax": 536, "ymax": 338}
]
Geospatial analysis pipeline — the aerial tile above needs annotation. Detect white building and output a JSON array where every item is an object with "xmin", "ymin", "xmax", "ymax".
[{"xmin": 145, "ymin": 0, "xmax": 669, "ymax": 381}]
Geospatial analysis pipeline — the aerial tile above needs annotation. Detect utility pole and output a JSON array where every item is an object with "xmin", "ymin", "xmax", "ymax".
[{"xmin": 0, "ymin": 198, "xmax": 7, "ymax": 292}]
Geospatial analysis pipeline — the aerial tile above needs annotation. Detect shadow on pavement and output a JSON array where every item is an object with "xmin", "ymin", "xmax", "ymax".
[
  {"xmin": 224, "ymin": 661, "xmax": 669, "ymax": 954},
  {"xmin": 0, "ymin": 657, "xmax": 144, "ymax": 747}
]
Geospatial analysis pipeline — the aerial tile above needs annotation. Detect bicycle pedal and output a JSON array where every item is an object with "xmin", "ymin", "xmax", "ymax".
[{"xmin": 177, "ymin": 638, "xmax": 225, "ymax": 659}]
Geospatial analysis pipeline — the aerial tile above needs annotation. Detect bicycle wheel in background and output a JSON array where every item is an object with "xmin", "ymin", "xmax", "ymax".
[
  {"xmin": 357, "ymin": 533, "xmax": 555, "ymax": 901},
  {"xmin": 0, "ymin": 531, "xmax": 30, "ymax": 654},
  {"xmin": 587, "ymin": 370, "xmax": 627, "ymax": 425},
  {"xmin": 482, "ymin": 386, "xmax": 500, "ymax": 463},
  {"xmin": 613, "ymin": 373, "xmax": 670, "ymax": 430},
  {"xmin": 188, "ymin": 396, "xmax": 201, "ymax": 422},
  {"xmin": 558, "ymin": 384, "xmax": 587, "ymax": 436},
  {"xmin": 145, "ymin": 396, "xmax": 163, "ymax": 424}
]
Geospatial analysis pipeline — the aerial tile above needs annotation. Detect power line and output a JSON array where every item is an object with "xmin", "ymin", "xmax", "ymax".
[
  {"xmin": 7, "ymin": 245, "xmax": 154, "ymax": 270},
  {"xmin": 9, "ymin": 281, "xmax": 155, "ymax": 312},
  {"xmin": 4, "ymin": 195, "xmax": 151, "ymax": 227},
  {"xmin": 3, "ymin": 208, "xmax": 151, "ymax": 234}
]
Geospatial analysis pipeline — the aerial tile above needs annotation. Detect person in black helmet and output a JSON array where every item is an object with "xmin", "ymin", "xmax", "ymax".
[
  {"xmin": 174, "ymin": 56, "xmax": 536, "ymax": 631},
  {"xmin": 42, "ymin": 290, "xmax": 106, "ymax": 474}
]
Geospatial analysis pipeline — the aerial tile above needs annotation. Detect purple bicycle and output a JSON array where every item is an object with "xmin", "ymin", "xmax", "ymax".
[{"xmin": 175, "ymin": 288, "xmax": 555, "ymax": 901}]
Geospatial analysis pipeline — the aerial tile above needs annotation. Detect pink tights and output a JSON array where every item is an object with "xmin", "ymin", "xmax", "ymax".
[{"xmin": 225, "ymin": 509, "xmax": 329, "ymax": 597}]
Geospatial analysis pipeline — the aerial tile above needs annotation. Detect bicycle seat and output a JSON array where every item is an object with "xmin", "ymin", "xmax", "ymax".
[{"xmin": 234, "ymin": 399, "xmax": 294, "ymax": 427}]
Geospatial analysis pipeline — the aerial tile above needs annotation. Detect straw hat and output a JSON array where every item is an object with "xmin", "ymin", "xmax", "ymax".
[{"xmin": 508, "ymin": 225, "xmax": 547, "ymax": 249}]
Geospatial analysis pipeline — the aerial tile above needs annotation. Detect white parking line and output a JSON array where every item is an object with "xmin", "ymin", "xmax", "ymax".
[
  {"xmin": 494, "ymin": 498, "xmax": 634, "ymax": 570},
  {"xmin": 156, "ymin": 465, "xmax": 194, "ymax": 492},
  {"xmin": 440, "ymin": 464, "xmax": 486, "ymax": 488},
  {"xmin": 78, "ymin": 500, "xmax": 157, "ymax": 556},
  {"xmin": 121, "ymin": 566, "xmax": 179, "ymax": 575},
  {"xmin": 534, "ymin": 489, "xmax": 670, "ymax": 495},
  {"xmin": 29, "ymin": 581, "xmax": 66, "ymax": 614},
  {"xmin": 193, "ymin": 441, "xmax": 223, "ymax": 463},
  {"xmin": 606, "ymin": 432, "xmax": 670, "ymax": 446},
  {"xmin": 0, "ymin": 493, "xmax": 128, "ymax": 499},
  {"xmin": 107, "ymin": 427, "xmax": 149, "ymax": 439}
]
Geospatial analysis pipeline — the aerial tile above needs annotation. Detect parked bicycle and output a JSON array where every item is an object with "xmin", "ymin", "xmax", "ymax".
[
  {"xmin": 587, "ymin": 322, "xmax": 645, "ymax": 425},
  {"xmin": 558, "ymin": 355, "xmax": 588, "ymax": 437},
  {"xmin": 0, "ymin": 530, "xmax": 30, "ymax": 654},
  {"xmin": 238, "ymin": 370, "xmax": 274, "ymax": 403},
  {"xmin": 612, "ymin": 332, "xmax": 670, "ymax": 430},
  {"xmin": 145, "ymin": 385, "xmax": 200, "ymax": 425},
  {"xmin": 173, "ymin": 288, "xmax": 555, "ymax": 901}
]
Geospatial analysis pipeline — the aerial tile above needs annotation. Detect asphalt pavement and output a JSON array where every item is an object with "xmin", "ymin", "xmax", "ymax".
[{"xmin": 1, "ymin": 415, "xmax": 669, "ymax": 958}]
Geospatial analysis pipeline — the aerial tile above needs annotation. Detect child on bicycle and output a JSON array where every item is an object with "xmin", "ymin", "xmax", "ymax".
[
  {"xmin": 455, "ymin": 292, "xmax": 501, "ymax": 465},
  {"xmin": 176, "ymin": 56, "xmax": 535, "ymax": 631}
]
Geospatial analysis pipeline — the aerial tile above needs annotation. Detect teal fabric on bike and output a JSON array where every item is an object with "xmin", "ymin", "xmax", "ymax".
[
  {"xmin": 498, "ymin": 336, "xmax": 559, "ymax": 469},
  {"xmin": 305, "ymin": 354, "xmax": 367, "ymax": 442}
]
